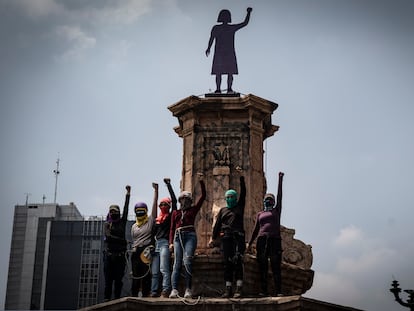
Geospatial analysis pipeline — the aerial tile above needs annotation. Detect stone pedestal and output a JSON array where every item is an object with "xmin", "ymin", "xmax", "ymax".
[
  {"xmin": 168, "ymin": 94, "xmax": 279, "ymax": 250},
  {"xmin": 168, "ymin": 93, "xmax": 314, "ymax": 296}
]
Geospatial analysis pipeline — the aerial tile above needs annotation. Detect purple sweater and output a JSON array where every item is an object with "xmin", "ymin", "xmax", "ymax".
[
  {"xmin": 248, "ymin": 173, "xmax": 284, "ymax": 245},
  {"xmin": 250, "ymin": 208, "xmax": 281, "ymax": 241}
]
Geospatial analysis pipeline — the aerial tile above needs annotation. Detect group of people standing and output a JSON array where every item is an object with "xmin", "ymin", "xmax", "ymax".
[{"xmin": 103, "ymin": 172, "xmax": 284, "ymax": 301}]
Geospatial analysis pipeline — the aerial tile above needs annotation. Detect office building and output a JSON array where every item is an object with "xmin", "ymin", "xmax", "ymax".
[{"xmin": 5, "ymin": 202, "xmax": 132, "ymax": 310}]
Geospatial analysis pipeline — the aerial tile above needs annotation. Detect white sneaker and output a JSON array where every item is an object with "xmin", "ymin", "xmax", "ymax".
[
  {"xmin": 169, "ymin": 289, "xmax": 179, "ymax": 298},
  {"xmin": 184, "ymin": 288, "xmax": 192, "ymax": 298}
]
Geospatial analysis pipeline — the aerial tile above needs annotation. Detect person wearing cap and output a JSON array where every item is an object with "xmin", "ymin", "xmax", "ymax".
[
  {"xmin": 205, "ymin": 7, "xmax": 252, "ymax": 94},
  {"xmin": 103, "ymin": 185, "xmax": 131, "ymax": 301},
  {"xmin": 247, "ymin": 172, "xmax": 285, "ymax": 297},
  {"xmin": 149, "ymin": 178, "xmax": 177, "ymax": 298},
  {"xmin": 130, "ymin": 183, "xmax": 158, "ymax": 297},
  {"xmin": 169, "ymin": 175, "xmax": 206, "ymax": 299},
  {"xmin": 209, "ymin": 175, "xmax": 246, "ymax": 298}
]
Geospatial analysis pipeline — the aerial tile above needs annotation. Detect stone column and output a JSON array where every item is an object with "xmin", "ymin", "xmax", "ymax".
[{"xmin": 168, "ymin": 94, "xmax": 279, "ymax": 251}]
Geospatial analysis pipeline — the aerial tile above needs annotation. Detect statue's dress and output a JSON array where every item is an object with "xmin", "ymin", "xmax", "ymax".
[{"xmin": 210, "ymin": 24, "xmax": 240, "ymax": 75}]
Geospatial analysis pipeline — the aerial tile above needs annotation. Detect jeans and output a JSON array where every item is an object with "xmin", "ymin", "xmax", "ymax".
[
  {"xmin": 151, "ymin": 238, "xmax": 171, "ymax": 293},
  {"xmin": 171, "ymin": 230, "xmax": 197, "ymax": 290}
]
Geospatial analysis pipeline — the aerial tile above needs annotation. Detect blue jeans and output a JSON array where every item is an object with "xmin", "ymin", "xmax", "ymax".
[
  {"xmin": 151, "ymin": 238, "xmax": 171, "ymax": 293},
  {"xmin": 171, "ymin": 230, "xmax": 197, "ymax": 290}
]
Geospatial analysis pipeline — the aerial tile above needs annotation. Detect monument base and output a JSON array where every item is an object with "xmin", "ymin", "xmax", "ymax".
[
  {"xmin": 204, "ymin": 92, "xmax": 241, "ymax": 97},
  {"xmin": 189, "ymin": 254, "xmax": 314, "ymax": 297},
  {"xmin": 80, "ymin": 296, "xmax": 364, "ymax": 311}
]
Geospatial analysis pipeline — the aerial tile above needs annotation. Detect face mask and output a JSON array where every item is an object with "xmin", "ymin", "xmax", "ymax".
[
  {"xmin": 135, "ymin": 208, "xmax": 147, "ymax": 218},
  {"xmin": 263, "ymin": 198, "xmax": 275, "ymax": 211},
  {"xmin": 111, "ymin": 212, "xmax": 120, "ymax": 220},
  {"xmin": 226, "ymin": 196, "xmax": 237, "ymax": 208},
  {"xmin": 160, "ymin": 206, "xmax": 170, "ymax": 214},
  {"xmin": 135, "ymin": 212, "xmax": 149, "ymax": 227},
  {"xmin": 180, "ymin": 197, "xmax": 192, "ymax": 210},
  {"xmin": 225, "ymin": 189, "xmax": 238, "ymax": 208}
]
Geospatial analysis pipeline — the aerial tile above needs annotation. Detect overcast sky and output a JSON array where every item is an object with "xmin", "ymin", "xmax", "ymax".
[{"xmin": 1, "ymin": 1, "xmax": 414, "ymax": 310}]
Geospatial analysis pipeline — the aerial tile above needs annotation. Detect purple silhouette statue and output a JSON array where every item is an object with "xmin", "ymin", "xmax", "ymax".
[{"xmin": 206, "ymin": 7, "xmax": 252, "ymax": 94}]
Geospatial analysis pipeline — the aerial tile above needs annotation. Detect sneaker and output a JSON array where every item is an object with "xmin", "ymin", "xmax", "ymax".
[
  {"xmin": 161, "ymin": 291, "xmax": 169, "ymax": 298},
  {"xmin": 169, "ymin": 289, "xmax": 179, "ymax": 298},
  {"xmin": 233, "ymin": 286, "xmax": 242, "ymax": 298},
  {"xmin": 149, "ymin": 292, "xmax": 158, "ymax": 298},
  {"xmin": 221, "ymin": 286, "xmax": 232, "ymax": 298},
  {"xmin": 184, "ymin": 288, "xmax": 192, "ymax": 298}
]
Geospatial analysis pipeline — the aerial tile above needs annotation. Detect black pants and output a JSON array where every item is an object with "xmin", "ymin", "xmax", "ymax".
[
  {"xmin": 256, "ymin": 236, "xmax": 282, "ymax": 294},
  {"xmin": 130, "ymin": 246, "xmax": 152, "ymax": 297},
  {"xmin": 222, "ymin": 234, "xmax": 245, "ymax": 283},
  {"xmin": 103, "ymin": 251, "xmax": 126, "ymax": 300}
]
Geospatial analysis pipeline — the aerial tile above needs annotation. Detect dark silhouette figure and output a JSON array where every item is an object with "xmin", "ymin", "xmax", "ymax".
[
  {"xmin": 206, "ymin": 8, "xmax": 252, "ymax": 94},
  {"xmin": 103, "ymin": 185, "xmax": 130, "ymax": 301}
]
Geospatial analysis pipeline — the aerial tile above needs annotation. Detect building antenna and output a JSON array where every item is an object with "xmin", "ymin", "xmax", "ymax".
[
  {"xmin": 25, "ymin": 193, "xmax": 31, "ymax": 206},
  {"xmin": 53, "ymin": 156, "xmax": 60, "ymax": 204}
]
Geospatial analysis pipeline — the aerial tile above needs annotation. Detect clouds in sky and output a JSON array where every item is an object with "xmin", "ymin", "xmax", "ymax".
[
  {"xmin": 54, "ymin": 25, "xmax": 96, "ymax": 62},
  {"xmin": 11, "ymin": 0, "xmax": 64, "ymax": 19},
  {"xmin": 2, "ymin": 0, "xmax": 152, "ymax": 63},
  {"xmin": 9, "ymin": 0, "xmax": 151, "ymax": 22},
  {"xmin": 308, "ymin": 224, "xmax": 411, "ymax": 309}
]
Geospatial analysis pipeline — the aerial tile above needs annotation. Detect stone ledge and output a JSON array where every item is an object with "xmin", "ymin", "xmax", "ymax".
[{"xmin": 80, "ymin": 295, "xmax": 364, "ymax": 311}]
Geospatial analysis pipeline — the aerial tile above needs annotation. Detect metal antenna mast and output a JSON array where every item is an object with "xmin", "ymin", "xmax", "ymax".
[
  {"xmin": 24, "ymin": 193, "xmax": 31, "ymax": 206},
  {"xmin": 53, "ymin": 157, "xmax": 60, "ymax": 204}
]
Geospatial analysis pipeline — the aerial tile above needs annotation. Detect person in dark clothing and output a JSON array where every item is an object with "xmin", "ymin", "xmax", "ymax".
[
  {"xmin": 103, "ymin": 185, "xmax": 131, "ymax": 301},
  {"xmin": 209, "ymin": 176, "xmax": 246, "ymax": 298},
  {"xmin": 205, "ymin": 8, "xmax": 252, "ymax": 94},
  {"xmin": 247, "ymin": 172, "xmax": 284, "ymax": 297},
  {"xmin": 150, "ymin": 178, "xmax": 177, "ymax": 298},
  {"xmin": 169, "ymin": 176, "xmax": 206, "ymax": 299}
]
